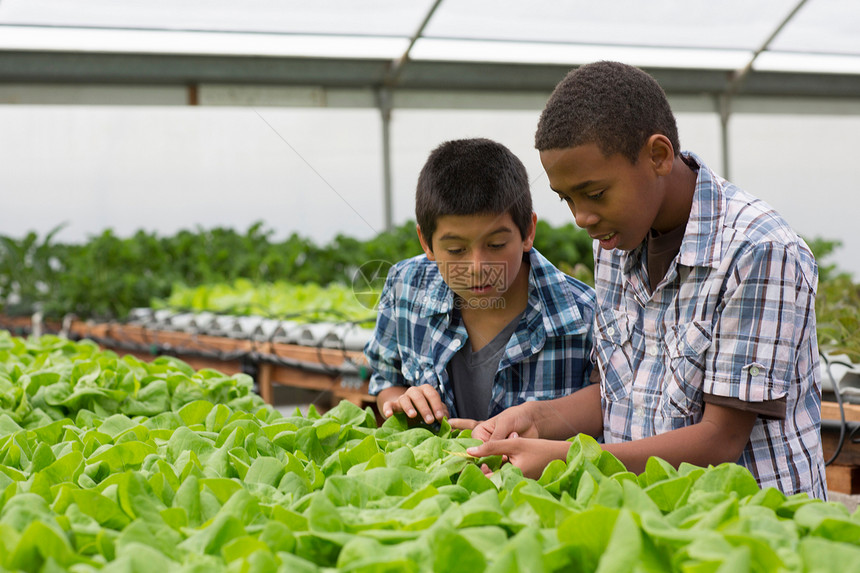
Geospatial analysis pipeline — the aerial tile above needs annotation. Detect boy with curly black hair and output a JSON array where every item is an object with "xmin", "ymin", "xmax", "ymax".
[{"xmin": 468, "ymin": 61, "xmax": 826, "ymax": 499}]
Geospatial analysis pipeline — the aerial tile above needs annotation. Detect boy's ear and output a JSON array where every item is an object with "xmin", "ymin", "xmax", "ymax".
[
  {"xmin": 647, "ymin": 134, "xmax": 674, "ymax": 176},
  {"xmin": 416, "ymin": 224, "xmax": 435, "ymax": 260},
  {"xmin": 523, "ymin": 212, "xmax": 537, "ymax": 252}
]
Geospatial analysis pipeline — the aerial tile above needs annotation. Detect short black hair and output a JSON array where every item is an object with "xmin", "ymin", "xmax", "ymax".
[
  {"xmin": 415, "ymin": 138, "xmax": 533, "ymax": 250},
  {"xmin": 535, "ymin": 61, "xmax": 680, "ymax": 163}
]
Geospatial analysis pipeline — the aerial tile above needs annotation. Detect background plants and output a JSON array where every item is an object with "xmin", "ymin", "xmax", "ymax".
[
  {"xmin": 806, "ymin": 238, "xmax": 860, "ymax": 364},
  {"xmin": 3, "ymin": 223, "xmax": 856, "ymax": 367},
  {"xmin": 0, "ymin": 221, "xmax": 595, "ymax": 322}
]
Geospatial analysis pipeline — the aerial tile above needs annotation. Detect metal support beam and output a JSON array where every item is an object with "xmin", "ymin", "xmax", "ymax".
[
  {"xmin": 719, "ymin": 0, "xmax": 809, "ymax": 180},
  {"xmin": 728, "ymin": 0, "xmax": 810, "ymax": 97},
  {"xmin": 718, "ymin": 93, "xmax": 731, "ymax": 180},
  {"xmin": 3, "ymin": 52, "xmax": 860, "ymax": 100},
  {"xmin": 377, "ymin": 87, "xmax": 394, "ymax": 232},
  {"xmin": 376, "ymin": 0, "xmax": 444, "ymax": 232},
  {"xmin": 384, "ymin": 0, "xmax": 444, "ymax": 88}
]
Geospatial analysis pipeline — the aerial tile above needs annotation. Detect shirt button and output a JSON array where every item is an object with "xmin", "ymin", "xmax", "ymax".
[
  {"xmin": 648, "ymin": 346, "xmax": 659, "ymax": 357},
  {"xmin": 450, "ymin": 340, "xmax": 462, "ymax": 350},
  {"xmin": 606, "ymin": 327, "xmax": 616, "ymax": 336},
  {"xmin": 749, "ymin": 366, "xmax": 760, "ymax": 377}
]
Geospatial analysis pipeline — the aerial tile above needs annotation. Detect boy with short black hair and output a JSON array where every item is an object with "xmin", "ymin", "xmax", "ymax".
[
  {"xmin": 467, "ymin": 62, "xmax": 827, "ymax": 499},
  {"xmin": 365, "ymin": 138, "xmax": 596, "ymax": 427}
]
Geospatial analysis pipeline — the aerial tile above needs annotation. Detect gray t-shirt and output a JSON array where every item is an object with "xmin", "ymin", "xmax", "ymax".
[{"xmin": 448, "ymin": 311, "xmax": 524, "ymax": 420}]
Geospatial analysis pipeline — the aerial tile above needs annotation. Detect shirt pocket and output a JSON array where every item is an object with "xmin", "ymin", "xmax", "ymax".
[
  {"xmin": 594, "ymin": 307, "xmax": 633, "ymax": 402},
  {"xmin": 662, "ymin": 320, "xmax": 712, "ymax": 419}
]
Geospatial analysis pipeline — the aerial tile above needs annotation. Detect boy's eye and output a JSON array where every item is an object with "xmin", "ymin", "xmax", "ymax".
[
  {"xmin": 587, "ymin": 190, "xmax": 605, "ymax": 200},
  {"xmin": 489, "ymin": 243, "xmax": 506, "ymax": 249},
  {"xmin": 557, "ymin": 194, "xmax": 572, "ymax": 203},
  {"xmin": 446, "ymin": 248, "xmax": 465, "ymax": 255}
]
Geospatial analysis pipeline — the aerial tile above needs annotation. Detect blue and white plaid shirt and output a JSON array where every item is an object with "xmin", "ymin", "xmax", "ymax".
[
  {"xmin": 595, "ymin": 152, "xmax": 826, "ymax": 498},
  {"xmin": 366, "ymin": 248, "xmax": 595, "ymax": 419}
]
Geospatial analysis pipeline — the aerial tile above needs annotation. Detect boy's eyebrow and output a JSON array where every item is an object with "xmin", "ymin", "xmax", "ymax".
[
  {"xmin": 436, "ymin": 226, "xmax": 514, "ymax": 242},
  {"xmin": 552, "ymin": 179, "xmax": 602, "ymax": 195}
]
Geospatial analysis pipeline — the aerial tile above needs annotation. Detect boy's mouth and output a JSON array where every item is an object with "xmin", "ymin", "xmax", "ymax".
[
  {"xmin": 593, "ymin": 232, "xmax": 619, "ymax": 250},
  {"xmin": 591, "ymin": 231, "xmax": 616, "ymax": 241}
]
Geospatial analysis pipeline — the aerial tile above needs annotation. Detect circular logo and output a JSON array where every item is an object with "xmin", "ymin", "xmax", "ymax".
[{"xmin": 351, "ymin": 260, "xmax": 394, "ymax": 311}]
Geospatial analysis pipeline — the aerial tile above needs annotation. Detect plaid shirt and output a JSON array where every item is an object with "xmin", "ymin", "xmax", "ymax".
[
  {"xmin": 366, "ymin": 248, "xmax": 595, "ymax": 419},
  {"xmin": 594, "ymin": 152, "xmax": 826, "ymax": 498}
]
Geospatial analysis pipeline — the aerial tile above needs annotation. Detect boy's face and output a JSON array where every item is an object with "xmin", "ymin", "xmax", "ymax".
[
  {"xmin": 539, "ymin": 141, "xmax": 665, "ymax": 252},
  {"xmin": 417, "ymin": 211, "xmax": 535, "ymax": 308}
]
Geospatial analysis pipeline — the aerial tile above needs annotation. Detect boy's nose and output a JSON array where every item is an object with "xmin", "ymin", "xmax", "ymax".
[
  {"xmin": 574, "ymin": 207, "xmax": 599, "ymax": 229},
  {"xmin": 469, "ymin": 249, "xmax": 486, "ymax": 269}
]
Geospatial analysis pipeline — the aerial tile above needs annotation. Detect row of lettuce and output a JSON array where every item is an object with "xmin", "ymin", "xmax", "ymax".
[
  {"xmin": 155, "ymin": 267, "xmax": 860, "ymax": 365},
  {"xmin": 0, "ymin": 330, "xmax": 858, "ymax": 572},
  {"xmin": 152, "ymin": 280, "xmax": 379, "ymax": 326}
]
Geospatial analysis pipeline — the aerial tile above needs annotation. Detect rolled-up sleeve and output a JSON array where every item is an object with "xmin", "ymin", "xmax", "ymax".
[{"xmin": 705, "ymin": 242, "xmax": 811, "ymax": 405}]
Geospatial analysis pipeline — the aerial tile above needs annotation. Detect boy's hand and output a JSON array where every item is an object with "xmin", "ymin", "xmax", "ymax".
[
  {"xmin": 471, "ymin": 402, "xmax": 541, "ymax": 442},
  {"xmin": 472, "ymin": 386, "xmax": 603, "ymax": 443},
  {"xmin": 448, "ymin": 418, "xmax": 479, "ymax": 431},
  {"xmin": 379, "ymin": 384, "xmax": 449, "ymax": 423},
  {"xmin": 466, "ymin": 437, "xmax": 573, "ymax": 479}
]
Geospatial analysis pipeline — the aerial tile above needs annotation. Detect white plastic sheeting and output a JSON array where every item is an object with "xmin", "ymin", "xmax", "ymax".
[{"xmin": 2, "ymin": 0, "xmax": 859, "ymax": 72}]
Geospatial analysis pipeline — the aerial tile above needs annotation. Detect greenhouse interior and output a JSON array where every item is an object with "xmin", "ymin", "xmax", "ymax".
[{"xmin": 1, "ymin": 0, "xmax": 860, "ymax": 570}]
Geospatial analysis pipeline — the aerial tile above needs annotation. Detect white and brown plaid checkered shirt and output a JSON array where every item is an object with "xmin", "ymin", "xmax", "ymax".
[{"xmin": 594, "ymin": 152, "xmax": 826, "ymax": 499}]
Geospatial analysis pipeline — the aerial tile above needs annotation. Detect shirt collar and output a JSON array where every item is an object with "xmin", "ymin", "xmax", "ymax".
[
  {"xmin": 527, "ymin": 248, "xmax": 590, "ymax": 336},
  {"xmin": 620, "ymin": 151, "xmax": 725, "ymax": 274},
  {"xmin": 677, "ymin": 151, "xmax": 725, "ymax": 269}
]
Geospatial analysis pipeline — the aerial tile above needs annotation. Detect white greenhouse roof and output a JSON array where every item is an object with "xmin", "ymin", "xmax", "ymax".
[{"xmin": 1, "ymin": 0, "xmax": 860, "ymax": 99}]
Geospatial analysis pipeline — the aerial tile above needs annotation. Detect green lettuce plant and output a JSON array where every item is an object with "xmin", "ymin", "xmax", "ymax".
[
  {"xmin": 0, "ymin": 331, "xmax": 857, "ymax": 572},
  {"xmin": 153, "ymin": 279, "xmax": 377, "ymax": 325}
]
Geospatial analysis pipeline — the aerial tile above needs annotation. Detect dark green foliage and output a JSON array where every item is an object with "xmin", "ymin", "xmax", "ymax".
[
  {"xmin": 0, "ymin": 222, "xmax": 420, "ymax": 321},
  {"xmin": 532, "ymin": 220, "xmax": 595, "ymax": 286},
  {"xmin": 0, "ymin": 221, "xmax": 595, "ymax": 321},
  {"xmin": 805, "ymin": 238, "xmax": 860, "ymax": 363}
]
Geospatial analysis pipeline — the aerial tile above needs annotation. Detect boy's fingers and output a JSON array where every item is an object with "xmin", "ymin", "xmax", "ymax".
[
  {"xmin": 387, "ymin": 385, "xmax": 448, "ymax": 423},
  {"xmin": 448, "ymin": 418, "xmax": 478, "ymax": 430},
  {"xmin": 381, "ymin": 399, "xmax": 402, "ymax": 418},
  {"xmin": 471, "ymin": 421, "xmax": 493, "ymax": 442},
  {"xmin": 397, "ymin": 394, "xmax": 419, "ymax": 418},
  {"xmin": 420, "ymin": 385, "xmax": 449, "ymax": 420},
  {"xmin": 489, "ymin": 417, "xmax": 518, "ymax": 441},
  {"xmin": 401, "ymin": 389, "xmax": 434, "ymax": 422},
  {"xmin": 466, "ymin": 439, "xmax": 509, "ymax": 458}
]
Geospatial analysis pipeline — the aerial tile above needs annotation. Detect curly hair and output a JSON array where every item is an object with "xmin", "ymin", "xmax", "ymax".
[
  {"xmin": 415, "ymin": 138, "xmax": 532, "ymax": 249},
  {"xmin": 535, "ymin": 61, "xmax": 680, "ymax": 163}
]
